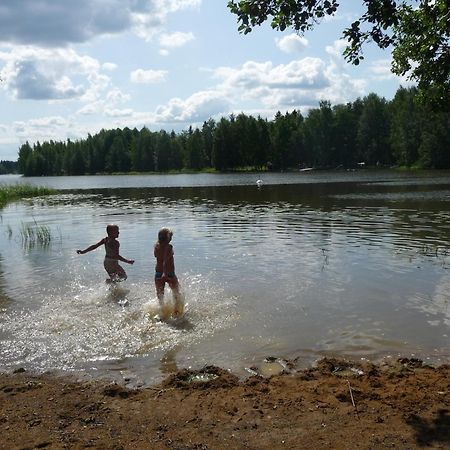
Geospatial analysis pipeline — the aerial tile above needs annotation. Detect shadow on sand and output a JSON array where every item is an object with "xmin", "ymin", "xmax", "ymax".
[{"xmin": 406, "ymin": 409, "xmax": 450, "ymax": 447}]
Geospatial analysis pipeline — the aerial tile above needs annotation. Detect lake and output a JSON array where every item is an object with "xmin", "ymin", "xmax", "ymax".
[{"xmin": 0, "ymin": 170, "xmax": 449, "ymax": 386}]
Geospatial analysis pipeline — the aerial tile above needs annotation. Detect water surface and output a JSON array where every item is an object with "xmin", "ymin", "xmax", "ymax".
[{"xmin": 1, "ymin": 171, "xmax": 449, "ymax": 385}]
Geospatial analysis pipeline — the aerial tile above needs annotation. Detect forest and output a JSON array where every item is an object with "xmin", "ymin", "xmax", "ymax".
[
  {"xmin": 0, "ymin": 161, "xmax": 18, "ymax": 174},
  {"xmin": 17, "ymin": 87, "xmax": 450, "ymax": 176}
]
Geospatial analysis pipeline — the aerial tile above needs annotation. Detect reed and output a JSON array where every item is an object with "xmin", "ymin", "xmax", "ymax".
[
  {"xmin": 20, "ymin": 221, "xmax": 52, "ymax": 248},
  {"xmin": 0, "ymin": 184, "xmax": 56, "ymax": 208}
]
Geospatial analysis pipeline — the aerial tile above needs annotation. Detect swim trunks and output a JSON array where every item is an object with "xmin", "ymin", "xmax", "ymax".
[{"xmin": 155, "ymin": 272, "xmax": 175, "ymax": 279}]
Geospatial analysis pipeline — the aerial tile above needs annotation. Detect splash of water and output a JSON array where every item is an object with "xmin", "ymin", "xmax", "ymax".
[{"xmin": 0, "ymin": 273, "xmax": 237, "ymax": 374}]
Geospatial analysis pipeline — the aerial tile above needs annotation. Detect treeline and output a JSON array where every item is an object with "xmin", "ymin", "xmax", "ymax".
[
  {"xmin": 18, "ymin": 87, "xmax": 450, "ymax": 176},
  {"xmin": 0, "ymin": 160, "xmax": 18, "ymax": 174}
]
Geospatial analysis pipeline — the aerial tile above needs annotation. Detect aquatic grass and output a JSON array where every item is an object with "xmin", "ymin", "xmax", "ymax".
[
  {"xmin": 19, "ymin": 220, "xmax": 52, "ymax": 248},
  {"xmin": 0, "ymin": 184, "xmax": 56, "ymax": 208}
]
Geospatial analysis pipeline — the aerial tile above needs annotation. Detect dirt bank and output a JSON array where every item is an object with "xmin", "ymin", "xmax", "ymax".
[{"xmin": 1, "ymin": 357, "xmax": 449, "ymax": 449}]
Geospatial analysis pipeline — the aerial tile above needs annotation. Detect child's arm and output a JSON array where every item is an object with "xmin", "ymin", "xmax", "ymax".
[
  {"xmin": 117, "ymin": 255, "xmax": 135, "ymax": 265},
  {"xmin": 76, "ymin": 238, "xmax": 106, "ymax": 255}
]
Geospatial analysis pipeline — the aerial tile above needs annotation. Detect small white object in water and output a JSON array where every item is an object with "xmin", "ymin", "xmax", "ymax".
[{"xmin": 256, "ymin": 179, "xmax": 263, "ymax": 187}]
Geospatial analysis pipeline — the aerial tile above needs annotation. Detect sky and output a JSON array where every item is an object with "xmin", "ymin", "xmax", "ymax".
[{"xmin": 0, "ymin": 0, "xmax": 412, "ymax": 162}]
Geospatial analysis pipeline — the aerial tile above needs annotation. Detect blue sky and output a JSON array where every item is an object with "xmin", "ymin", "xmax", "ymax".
[{"xmin": 0, "ymin": 1, "xmax": 412, "ymax": 161}]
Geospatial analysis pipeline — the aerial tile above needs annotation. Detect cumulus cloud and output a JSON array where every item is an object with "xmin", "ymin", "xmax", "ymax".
[
  {"xmin": 130, "ymin": 69, "xmax": 168, "ymax": 84},
  {"xmin": 11, "ymin": 61, "xmax": 84, "ymax": 100},
  {"xmin": 106, "ymin": 88, "xmax": 130, "ymax": 104},
  {"xmin": 212, "ymin": 55, "xmax": 366, "ymax": 112},
  {"xmin": 0, "ymin": 0, "xmax": 130, "ymax": 46},
  {"xmin": 158, "ymin": 32, "xmax": 195, "ymax": 50},
  {"xmin": 77, "ymin": 86, "xmax": 130, "ymax": 116},
  {"xmin": 0, "ymin": 0, "xmax": 201, "ymax": 46},
  {"xmin": 0, "ymin": 46, "xmax": 111, "ymax": 101},
  {"xmin": 368, "ymin": 59, "xmax": 396, "ymax": 81},
  {"xmin": 154, "ymin": 90, "xmax": 230, "ymax": 122},
  {"xmin": 275, "ymin": 34, "xmax": 309, "ymax": 54},
  {"xmin": 325, "ymin": 39, "xmax": 348, "ymax": 60},
  {"xmin": 105, "ymin": 108, "xmax": 134, "ymax": 117},
  {"xmin": 368, "ymin": 58, "xmax": 415, "ymax": 86},
  {"xmin": 11, "ymin": 116, "xmax": 72, "ymax": 143},
  {"xmin": 215, "ymin": 58, "xmax": 330, "ymax": 102},
  {"xmin": 102, "ymin": 62, "xmax": 118, "ymax": 71},
  {"xmin": 268, "ymin": 59, "xmax": 329, "ymax": 89}
]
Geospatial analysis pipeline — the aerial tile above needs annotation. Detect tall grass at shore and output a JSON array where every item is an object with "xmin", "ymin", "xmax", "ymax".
[
  {"xmin": 20, "ymin": 221, "xmax": 52, "ymax": 248},
  {"xmin": 0, "ymin": 184, "xmax": 56, "ymax": 208}
]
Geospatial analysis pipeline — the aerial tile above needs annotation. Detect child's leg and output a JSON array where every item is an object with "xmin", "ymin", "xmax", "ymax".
[
  {"xmin": 168, "ymin": 277, "xmax": 184, "ymax": 316},
  {"xmin": 105, "ymin": 261, "xmax": 127, "ymax": 282},
  {"xmin": 155, "ymin": 277, "xmax": 165, "ymax": 305},
  {"xmin": 115, "ymin": 265, "xmax": 127, "ymax": 281}
]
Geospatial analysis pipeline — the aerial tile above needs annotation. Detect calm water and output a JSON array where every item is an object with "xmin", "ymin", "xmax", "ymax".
[{"xmin": 1, "ymin": 171, "xmax": 449, "ymax": 386}]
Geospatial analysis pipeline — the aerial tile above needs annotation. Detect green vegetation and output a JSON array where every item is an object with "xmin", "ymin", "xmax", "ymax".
[
  {"xmin": 228, "ymin": 0, "xmax": 449, "ymax": 108},
  {"xmin": 0, "ymin": 184, "xmax": 56, "ymax": 208},
  {"xmin": 19, "ymin": 221, "xmax": 52, "ymax": 248},
  {"xmin": 0, "ymin": 160, "xmax": 18, "ymax": 174},
  {"xmin": 16, "ymin": 87, "xmax": 450, "ymax": 176}
]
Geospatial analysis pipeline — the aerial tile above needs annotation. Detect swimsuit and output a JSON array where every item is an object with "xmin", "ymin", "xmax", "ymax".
[{"xmin": 155, "ymin": 271, "xmax": 175, "ymax": 279}]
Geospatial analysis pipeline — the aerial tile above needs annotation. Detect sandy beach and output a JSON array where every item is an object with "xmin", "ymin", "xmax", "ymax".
[{"xmin": 1, "ymin": 357, "xmax": 449, "ymax": 449}]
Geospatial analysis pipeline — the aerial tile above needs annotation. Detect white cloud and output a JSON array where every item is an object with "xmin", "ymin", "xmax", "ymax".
[
  {"xmin": 159, "ymin": 32, "xmax": 195, "ymax": 49},
  {"xmin": 215, "ymin": 58, "xmax": 329, "ymax": 96},
  {"xmin": 106, "ymin": 88, "xmax": 130, "ymax": 104},
  {"xmin": 268, "ymin": 59, "xmax": 329, "ymax": 88},
  {"xmin": 105, "ymin": 108, "xmax": 134, "ymax": 117},
  {"xmin": 130, "ymin": 69, "xmax": 168, "ymax": 84},
  {"xmin": 213, "ymin": 55, "xmax": 366, "ymax": 112},
  {"xmin": 369, "ymin": 58, "xmax": 416, "ymax": 86},
  {"xmin": 77, "ymin": 103, "xmax": 101, "ymax": 116},
  {"xmin": 0, "ymin": 46, "xmax": 110, "ymax": 101},
  {"xmin": 11, "ymin": 116, "xmax": 72, "ymax": 144},
  {"xmin": 325, "ymin": 39, "xmax": 348, "ymax": 59},
  {"xmin": 275, "ymin": 34, "xmax": 309, "ymax": 54},
  {"xmin": 369, "ymin": 59, "xmax": 395, "ymax": 80},
  {"xmin": 155, "ymin": 0, "xmax": 202, "ymax": 11},
  {"xmin": 155, "ymin": 90, "xmax": 230, "ymax": 122},
  {"xmin": 102, "ymin": 62, "xmax": 118, "ymax": 71},
  {"xmin": 77, "ymin": 87, "xmax": 130, "ymax": 116},
  {"xmin": 132, "ymin": 2, "xmax": 200, "ymax": 42}
]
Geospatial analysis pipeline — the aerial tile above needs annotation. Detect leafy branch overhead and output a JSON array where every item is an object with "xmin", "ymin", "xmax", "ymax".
[{"xmin": 227, "ymin": 0, "xmax": 449, "ymax": 105}]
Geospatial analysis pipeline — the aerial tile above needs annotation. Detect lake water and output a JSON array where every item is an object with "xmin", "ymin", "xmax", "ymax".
[{"xmin": 0, "ymin": 171, "xmax": 449, "ymax": 386}]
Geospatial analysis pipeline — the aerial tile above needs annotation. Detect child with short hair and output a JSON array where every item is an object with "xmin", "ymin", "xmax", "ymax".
[
  {"xmin": 154, "ymin": 227, "xmax": 183, "ymax": 318},
  {"xmin": 77, "ymin": 224, "xmax": 134, "ymax": 283}
]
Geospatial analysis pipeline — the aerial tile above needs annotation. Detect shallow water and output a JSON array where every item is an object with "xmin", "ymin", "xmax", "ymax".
[{"xmin": 0, "ymin": 171, "xmax": 449, "ymax": 386}]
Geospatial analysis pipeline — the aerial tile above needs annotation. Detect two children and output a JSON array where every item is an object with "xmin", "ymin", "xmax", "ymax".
[{"xmin": 77, "ymin": 225, "xmax": 183, "ymax": 317}]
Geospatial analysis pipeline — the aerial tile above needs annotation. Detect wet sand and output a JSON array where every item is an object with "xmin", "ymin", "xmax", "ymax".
[{"xmin": 1, "ymin": 357, "xmax": 449, "ymax": 449}]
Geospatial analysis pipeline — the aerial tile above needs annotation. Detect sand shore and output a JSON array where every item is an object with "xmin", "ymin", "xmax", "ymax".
[{"xmin": 1, "ymin": 357, "xmax": 449, "ymax": 449}]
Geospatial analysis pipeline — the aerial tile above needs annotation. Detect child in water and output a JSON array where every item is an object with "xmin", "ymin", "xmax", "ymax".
[
  {"xmin": 77, "ymin": 224, "xmax": 134, "ymax": 283},
  {"xmin": 154, "ymin": 227, "xmax": 184, "ymax": 318}
]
